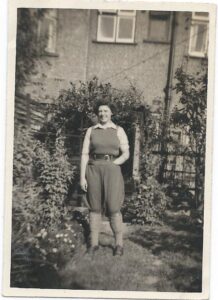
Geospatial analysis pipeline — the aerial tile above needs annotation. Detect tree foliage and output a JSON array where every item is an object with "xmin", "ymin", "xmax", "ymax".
[
  {"xmin": 171, "ymin": 65, "xmax": 207, "ymax": 205},
  {"xmin": 16, "ymin": 8, "xmax": 46, "ymax": 91},
  {"xmin": 43, "ymin": 77, "xmax": 144, "ymax": 132}
]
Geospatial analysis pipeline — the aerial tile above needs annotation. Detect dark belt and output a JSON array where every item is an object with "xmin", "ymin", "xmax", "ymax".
[{"xmin": 91, "ymin": 154, "xmax": 117, "ymax": 161}]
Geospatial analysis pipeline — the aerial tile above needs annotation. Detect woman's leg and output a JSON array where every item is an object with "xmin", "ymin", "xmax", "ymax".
[
  {"xmin": 89, "ymin": 211, "xmax": 102, "ymax": 247},
  {"xmin": 86, "ymin": 163, "xmax": 103, "ymax": 249},
  {"xmin": 109, "ymin": 212, "xmax": 123, "ymax": 247},
  {"xmin": 103, "ymin": 162, "xmax": 125, "ymax": 254}
]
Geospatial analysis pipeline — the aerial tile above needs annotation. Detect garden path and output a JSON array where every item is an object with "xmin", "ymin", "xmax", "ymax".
[{"xmin": 59, "ymin": 212, "xmax": 203, "ymax": 292}]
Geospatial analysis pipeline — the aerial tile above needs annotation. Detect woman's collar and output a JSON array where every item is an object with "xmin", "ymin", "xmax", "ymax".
[{"xmin": 93, "ymin": 121, "xmax": 116, "ymax": 129}]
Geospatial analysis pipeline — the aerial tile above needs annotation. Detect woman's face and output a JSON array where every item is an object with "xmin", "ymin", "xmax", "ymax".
[{"xmin": 98, "ymin": 105, "xmax": 112, "ymax": 124}]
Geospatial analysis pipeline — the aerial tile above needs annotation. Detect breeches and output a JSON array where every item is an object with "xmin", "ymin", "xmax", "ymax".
[{"xmin": 86, "ymin": 160, "xmax": 125, "ymax": 214}]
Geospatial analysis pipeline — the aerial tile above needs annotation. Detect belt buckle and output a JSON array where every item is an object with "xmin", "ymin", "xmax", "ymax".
[{"xmin": 104, "ymin": 154, "xmax": 110, "ymax": 161}]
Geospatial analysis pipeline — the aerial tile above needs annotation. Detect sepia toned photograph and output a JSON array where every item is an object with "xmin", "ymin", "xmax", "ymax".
[{"xmin": 2, "ymin": 1, "xmax": 216, "ymax": 299}]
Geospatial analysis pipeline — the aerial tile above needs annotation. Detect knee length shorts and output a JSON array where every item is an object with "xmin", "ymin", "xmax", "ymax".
[{"xmin": 86, "ymin": 160, "xmax": 125, "ymax": 214}]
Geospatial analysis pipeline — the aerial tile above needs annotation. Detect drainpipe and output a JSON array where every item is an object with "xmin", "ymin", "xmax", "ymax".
[{"xmin": 159, "ymin": 11, "xmax": 176, "ymax": 183}]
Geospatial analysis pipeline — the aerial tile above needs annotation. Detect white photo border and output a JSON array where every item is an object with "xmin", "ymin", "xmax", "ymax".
[{"xmin": 2, "ymin": 1, "xmax": 217, "ymax": 299}]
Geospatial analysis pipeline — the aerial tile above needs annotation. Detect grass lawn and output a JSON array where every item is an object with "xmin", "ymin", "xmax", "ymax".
[{"xmin": 58, "ymin": 210, "xmax": 203, "ymax": 292}]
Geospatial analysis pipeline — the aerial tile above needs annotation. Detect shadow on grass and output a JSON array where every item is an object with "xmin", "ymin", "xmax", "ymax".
[
  {"xmin": 171, "ymin": 264, "xmax": 202, "ymax": 292},
  {"xmin": 129, "ymin": 228, "xmax": 203, "ymax": 257},
  {"xmin": 128, "ymin": 212, "xmax": 203, "ymax": 292},
  {"xmin": 129, "ymin": 212, "xmax": 203, "ymax": 257},
  {"xmin": 163, "ymin": 212, "xmax": 203, "ymax": 234}
]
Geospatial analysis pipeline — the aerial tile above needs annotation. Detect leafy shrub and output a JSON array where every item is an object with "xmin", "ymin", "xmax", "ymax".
[
  {"xmin": 123, "ymin": 177, "xmax": 170, "ymax": 225},
  {"xmin": 13, "ymin": 127, "xmax": 36, "ymax": 185},
  {"xmin": 13, "ymin": 126, "xmax": 77, "ymax": 231},
  {"xmin": 166, "ymin": 183, "xmax": 196, "ymax": 208},
  {"xmin": 11, "ymin": 126, "xmax": 80, "ymax": 287},
  {"xmin": 33, "ymin": 136, "xmax": 77, "ymax": 227},
  {"xmin": 12, "ymin": 127, "xmax": 43, "ymax": 237}
]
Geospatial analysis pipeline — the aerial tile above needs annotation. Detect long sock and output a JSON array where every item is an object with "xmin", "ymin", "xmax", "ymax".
[
  {"xmin": 110, "ymin": 212, "xmax": 123, "ymax": 247},
  {"xmin": 89, "ymin": 212, "xmax": 101, "ymax": 247}
]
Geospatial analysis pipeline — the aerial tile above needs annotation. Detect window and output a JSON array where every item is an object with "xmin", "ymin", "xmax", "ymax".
[
  {"xmin": 38, "ymin": 9, "xmax": 58, "ymax": 55},
  {"xmin": 189, "ymin": 12, "xmax": 209, "ymax": 58},
  {"xmin": 147, "ymin": 11, "xmax": 171, "ymax": 42},
  {"xmin": 97, "ymin": 10, "xmax": 136, "ymax": 43}
]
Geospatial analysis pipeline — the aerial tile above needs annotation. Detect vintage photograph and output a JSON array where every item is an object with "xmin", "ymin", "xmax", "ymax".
[{"xmin": 3, "ymin": 1, "xmax": 216, "ymax": 299}]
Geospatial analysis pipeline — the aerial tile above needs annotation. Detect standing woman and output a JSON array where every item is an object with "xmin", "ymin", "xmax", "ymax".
[{"xmin": 80, "ymin": 99, "xmax": 129, "ymax": 256}]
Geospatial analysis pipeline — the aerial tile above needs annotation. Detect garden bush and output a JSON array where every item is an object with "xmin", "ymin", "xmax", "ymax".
[
  {"xmin": 122, "ymin": 180, "xmax": 170, "ymax": 225},
  {"xmin": 11, "ymin": 126, "xmax": 81, "ymax": 287},
  {"xmin": 33, "ymin": 136, "xmax": 77, "ymax": 227}
]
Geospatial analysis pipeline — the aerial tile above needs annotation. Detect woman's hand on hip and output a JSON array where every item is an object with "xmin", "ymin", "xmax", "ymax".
[{"xmin": 80, "ymin": 178, "xmax": 88, "ymax": 192}]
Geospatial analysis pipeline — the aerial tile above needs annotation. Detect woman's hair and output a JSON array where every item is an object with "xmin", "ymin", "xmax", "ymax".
[{"xmin": 93, "ymin": 96, "xmax": 117, "ymax": 115}]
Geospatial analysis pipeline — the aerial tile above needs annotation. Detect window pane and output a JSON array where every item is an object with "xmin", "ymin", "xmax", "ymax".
[
  {"xmin": 118, "ymin": 17, "xmax": 134, "ymax": 39},
  {"xmin": 40, "ymin": 18, "xmax": 49, "ymax": 38},
  {"xmin": 39, "ymin": 18, "xmax": 49, "ymax": 51},
  {"xmin": 99, "ymin": 15, "xmax": 115, "ymax": 39},
  {"xmin": 39, "ymin": 10, "xmax": 57, "ymax": 54},
  {"xmin": 149, "ymin": 19, "xmax": 169, "ymax": 41},
  {"xmin": 190, "ymin": 23, "xmax": 207, "ymax": 52},
  {"xmin": 195, "ymin": 24, "xmax": 207, "ymax": 51},
  {"xmin": 46, "ymin": 19, "xmax": 56, "ymax": 52}
]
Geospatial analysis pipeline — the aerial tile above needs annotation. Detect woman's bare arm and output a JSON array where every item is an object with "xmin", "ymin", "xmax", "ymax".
[
  {"xmin": 113, "ymin": 148, "xmax": 130, "ymax": 165},
  {"xmin": 80, "ymin": 127, "xmax": 91, "ymax": 192},
  {"xmin": 80, "ymin": 154, "xmax": 89, "ymax": 192},
  {"xmin": 113, "ymin": 126, "xmax": 130, "ymax": 165}
]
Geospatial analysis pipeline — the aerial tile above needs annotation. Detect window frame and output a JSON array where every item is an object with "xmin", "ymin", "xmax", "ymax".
[
  {"xmin": 192, "ymin": 12, "xmax": 209, "ymax": 21},
  {"xmin": 97, "ymin": 12, "xmax": 117, "ymax": 42},
  {"xmin": 188, "ymin": 12, "xmax": 209, "ymax": 58},
  {"xmin": 146, "ymin": 11, "xmax": 172, "ymax": 43},
  {"xmin": 97, "ymin": 10, "xmax": 136, "ymax": 44},
  {"xmin": 116, "ymin": 11, "xmax": 136, "ymax": 43}
]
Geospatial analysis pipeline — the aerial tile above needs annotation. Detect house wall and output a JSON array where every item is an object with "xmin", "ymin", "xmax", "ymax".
[
  {"xmin": 22, "ymin": 9, "xmax": 206, "ymax": 109},
  {"xmin": 86, "ymin": 10, "xmax": 170, "ymax": 106}
]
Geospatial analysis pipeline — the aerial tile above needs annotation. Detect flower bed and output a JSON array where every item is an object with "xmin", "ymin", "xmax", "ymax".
[{"xmin": 11, "ymin": 212, "xmax": 88, "ymax": 288}]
